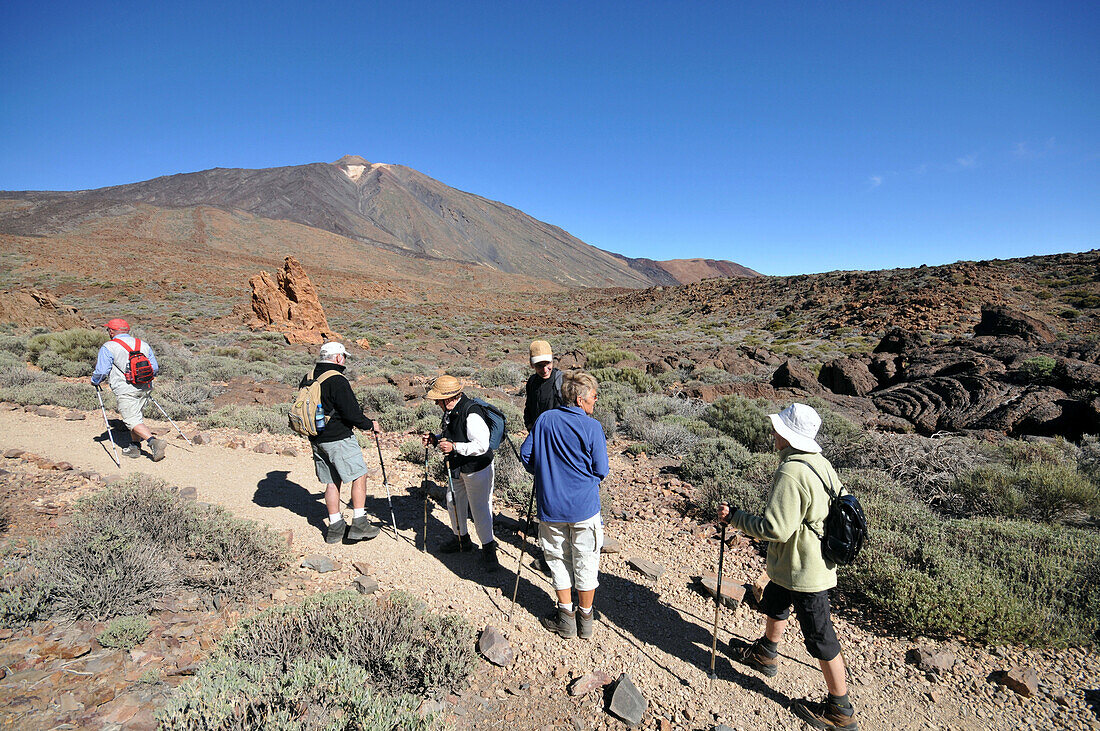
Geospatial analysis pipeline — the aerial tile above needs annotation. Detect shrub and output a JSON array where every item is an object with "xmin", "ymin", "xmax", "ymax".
[
  {"xmin": 590, "ymin": 367, "xmax": 660, "ymax": 394},
  {"xmin": 594, "ymin": 381, "xmax": 640, "ymax": 419},
  {"xmin": 200, "ymin": 404, "xmax": 291, "ymax": 434},
  {"xmin": 591, "ymin": 408, "xmax": 617, "ymax": 437},
  {"xmin": 356, "ymin": 385, "xmax": 405, "ymax": 413},
  {"xmin": 854, "ymin": 432, "xmax": 980, "ymax": 511},
  {"xmin": 841, "ymin": 468, "xmax": 1100, "ymax": 645},
  {"xmin": 26, "ymin": 328, "xmax": 105, "ymax": 377},
  {"xmin": 621, "ymin": 416, "xmax": 699, "ymax": 457},
  {"xmin": 475, "ymin": 362, "xmax": 526, "ymax": 388},
  {"xmin": 398, "ymin": 438, "xmax": 426, "ymax": 464},
  {"xmin": 584, "ymin": 347, "xmax": 636, "ymax": 370},
  {"xmin": 494, "ymin": 441, "xmax": 531, "ymax": 509},
  {"xmin": 214, "ymin": 591, "xmax": 473, "ymax": 696},
  {"xmin": 160, "ymin": 655, "xmax": 436, "ymax": 731},
  {"xmin": 97, "ymin": 615, "xmax": 152, "ymax": 649},
  {"xmin": 376, "ymin": 406, "xmax": 415, "ymax": 432},
  {"xmin": 1018, "ymin": 356, "xmax": 1058, "ymax": 383},
  {"xmin": 680, "ymin": 437, "xmax": 755, "ymax": 514},
  {"xmin": 480, "ymin": 397, "xmax": 524, "ymax": 436},
  {"xmin": 0, "ymin": 378, "xmax": 100, "ymax": 410},
  {"xmin": 702, "ymin": 396, "xmax": 773, "ymax": 452},
  {"xmin": 155, "ymin": 381, "xmax": 219, "ymax": 420}
]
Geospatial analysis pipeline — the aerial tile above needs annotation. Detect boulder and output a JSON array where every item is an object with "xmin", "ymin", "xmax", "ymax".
[
  {"xmin": 974, "ymin": 305, "xmax": 1055, "ymax": 344},
  {"xmin": 905, "ymin": 647, "xmax": 956, "ymax": 674},
  {"xmin": 818, "ymin": 358, "xmax": 878, "ymax": 397},
  {"xmin": 996, "ymin": 667, "xmax": 1039, "ymax": 697},
  {"xmin": 477, "ymin": 626, "xmax": 516, "ymax": 667},
  {"xmin": 601, "ymin": 537, "xmax": 621, "ymax": 554},
  {"xmin": 874, "ymin": 328, "xmax": 926, "ymax": 355},
  {"xmin": 248, "ymin": 256, "xmax": 340, "ymax": 345},
  {"xmin": 771, "ymin": 360, "xmax": 822, "ymax": 392}
]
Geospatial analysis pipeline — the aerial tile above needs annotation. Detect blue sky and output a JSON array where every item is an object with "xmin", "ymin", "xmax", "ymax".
[{"xmin": 1, "ymin": 1, "xmax": 1096, "ymax": 276}]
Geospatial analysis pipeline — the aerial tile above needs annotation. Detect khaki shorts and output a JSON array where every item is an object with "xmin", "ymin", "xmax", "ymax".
[
  {"xmin": 312, "ymin": 435, "xmax": 368, "ymax": 485},
  {"xmin": 539, "ymin": 514, "xmax": 603, "ymax": 592},
  {"xmin": 116, "ymin": 388, "xmax": 151, "ymax": 429}
]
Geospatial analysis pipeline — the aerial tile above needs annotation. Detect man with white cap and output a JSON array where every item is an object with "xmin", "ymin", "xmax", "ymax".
[
  {"xmin": 523, "ymin": 340, "xmax": 564, "ymax": 431},
  {"xmin": 303, "ymin": 341, "xmax": 382, "ymax": 544},
  {"xmin": 717, "ymin": 403, "xmax": 857, "ymax": 731},
  {"xmin": 90, "ymin": 318, "xmax": 166, "ymax": 461}
]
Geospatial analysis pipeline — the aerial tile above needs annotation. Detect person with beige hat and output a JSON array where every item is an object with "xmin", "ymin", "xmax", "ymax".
[
  {"xmin": 423, "ymin": 374, "xmax": 499, "ymax": 571},
  {"xmin": 523, "ymin": 340, "xmax": 564, "ymax": 430},
  {"xmin": 716, "ymin": 403, "xmax": 857, "ymax": 730}
]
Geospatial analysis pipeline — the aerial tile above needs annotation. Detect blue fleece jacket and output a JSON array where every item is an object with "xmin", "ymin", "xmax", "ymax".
[{"xmin": 520, "ymin": 405, "xmax": 609, "ymax": 523}]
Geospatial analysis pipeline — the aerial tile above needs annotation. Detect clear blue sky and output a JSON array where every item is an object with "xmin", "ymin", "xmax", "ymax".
[{"xmin": 1, "ymin": 1, "xmax": 1096, "ymax": 276}]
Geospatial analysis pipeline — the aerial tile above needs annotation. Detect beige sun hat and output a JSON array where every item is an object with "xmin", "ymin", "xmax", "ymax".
[
  {"xmin": 769, "ymin": 403, "xmax": 823, "ymax": 453},
  {"xmin": 425, "ymin": 374, "xmax": 463, "ymax": 401},
  {"xmin": 530, "ymin": 340, "xmax": 553, "ymax": 365}
]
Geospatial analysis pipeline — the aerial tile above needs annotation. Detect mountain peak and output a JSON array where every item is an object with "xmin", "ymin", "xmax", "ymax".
[{"xmin": 331, "ymin": 155, "xmax": 391, "ymax": 182}]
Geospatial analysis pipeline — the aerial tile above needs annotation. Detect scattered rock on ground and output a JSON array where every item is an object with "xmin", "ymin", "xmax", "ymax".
[
  {"xmin": 352, "ymin": 576, "xmax": 379, "ymax": 595},
  {"xmin": 906, "ymin": 647, "xmax": 956, "ymax": 674},
  {"xmin": 607, "ymin": 672, "xmax": 647, "ymax": 726},
  {"xmin": 627, "ymin": 556, "xmax": 665, "ymax": 581},
  {"xmin": 301, "ymin": 555, "xmax": 336, "ymax": 573},
  {"xmin": 569, "ymin": 670, "xmax": 612, "ymax": 697},
  {"xmin": 997, "ymin": 667, "xmax": 1039, "ymax": 697},
  {"xmin": 478, "ymin": 626, "xmax": 516, "ymax": 667}
]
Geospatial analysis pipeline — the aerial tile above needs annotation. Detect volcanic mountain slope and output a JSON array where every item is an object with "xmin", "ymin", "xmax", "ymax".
[{"xmin": 0, "ymin": 155, "xmax": 757, "ymax": 289}]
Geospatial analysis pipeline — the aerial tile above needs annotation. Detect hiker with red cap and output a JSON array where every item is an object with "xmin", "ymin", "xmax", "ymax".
[{"xmin": 90, "ymin": 319, "xmax": 166, "ymax": 461}]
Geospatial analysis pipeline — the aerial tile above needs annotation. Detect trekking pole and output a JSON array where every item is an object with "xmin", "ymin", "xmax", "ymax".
[
  {"xmin": 506, "ymin": 476, "xmax": 537, "ymax": 623},
  {"xmin": 95, "ymin": 386, "xmax": 121, "ymax": 468},
  {"xmin": 708, "ymin": 506, "xmax": 729, "ymax": 680},
  {"xmin": 421, "ymin": 447, "xmax": 430, "ymax": 553},
  {"xmin": 373, "ymin": 432, "xmax": 400, "ymax": 539},
  {"xmin": 149, "ymin": 396, "xmax": 194, "ymax": 446}
]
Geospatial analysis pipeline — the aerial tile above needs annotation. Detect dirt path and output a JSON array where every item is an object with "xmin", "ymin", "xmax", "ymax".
[{"xmin": 2, "ymin": 406, "xmax": 1098, "ymax": 731}]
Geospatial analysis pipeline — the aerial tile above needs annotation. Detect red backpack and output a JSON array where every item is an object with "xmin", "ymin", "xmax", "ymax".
[{"xmin": 111, "ymin": 337, "xmax": 156, "ymax": 387}]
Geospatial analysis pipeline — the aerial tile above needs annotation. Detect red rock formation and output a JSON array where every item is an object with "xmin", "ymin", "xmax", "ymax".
[
  {"xmin": 0, "ymin": 289, "xmax": 89, "ymax": 331},
  {"xmin": 249, "ymin": 257, "xmax": 339, "ymax": 345}
]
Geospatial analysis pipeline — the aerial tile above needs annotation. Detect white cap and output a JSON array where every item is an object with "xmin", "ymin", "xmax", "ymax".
[
  {"xmin": 318, "ymin": 341, "xmax": 347, "ymax": 360},
  {"xmin": 769, "ymin": 403, "xmax": 822, "ymax": 453}
]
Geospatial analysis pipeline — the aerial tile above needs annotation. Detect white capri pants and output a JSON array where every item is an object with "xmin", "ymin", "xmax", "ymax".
[
  {"xmin": 447, "ymin": 462, "xmax": 496, "ymax": 546},
  {"xmin": 539, "ymin": 514, "xmax": 603, "ymax": 592}
]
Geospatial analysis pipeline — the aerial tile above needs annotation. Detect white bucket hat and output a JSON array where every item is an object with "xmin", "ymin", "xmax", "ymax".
[{"xmin": 769, "ymin": 403, "xmax": 822, "ymax": 453}]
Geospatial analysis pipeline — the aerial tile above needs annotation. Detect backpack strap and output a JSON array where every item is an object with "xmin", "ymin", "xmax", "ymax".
[
  {"xmin": 787, "ymin": 456, "xmax": 839, "ymax": 540},
  {"xmin": 312, "ymin": 370, "xmax": 342, "ymax": 414},
  {"xmin": 109, "ymin": 337, "xmax": 138, "ymax": 376}
]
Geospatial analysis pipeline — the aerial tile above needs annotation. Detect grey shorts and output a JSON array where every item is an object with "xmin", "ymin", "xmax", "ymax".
[
  {"xmin": 312, "ymin": 435, "xmax": 368, "ymax": 485},
  {"xmin": 116, "ymin": 388, "xmax": 151, "ymax": 429}
]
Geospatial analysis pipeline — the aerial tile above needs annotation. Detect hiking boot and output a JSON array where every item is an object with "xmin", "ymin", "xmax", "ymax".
[
  {"xmin": 346, "ymin": 516, "xmax": 380, "ymax": 541},
  {"xmin": 727, "ymin": 637, "xmax": 779, "ymax": 677},
  {"xmin": 439, "ymin": 534, "xmax": 473, "ymax": 553},
  {"xmin": 481, "ymin": 541, "xmax": 500, "ymax": 572},
  {"xmin": 540, "ymin": 607, "xmax": 577, "ymax": 638},
  {"xmin": 149, "ymin": 437, "xmax": 167, "ymax": 462},
  {"xmin": 790, "ymin": 696, "xmax": 858, "ymax": 730},
  {"xmin": 325, "ymin": 519, "xmax": 347, "ymax": 544},
  {"xmin": 576, "ymin": 608, "xmax": 595, "ymax": 639},
  {"xmin": 121, "ymin": 445, "xmax": 142, "ymax": 459}
]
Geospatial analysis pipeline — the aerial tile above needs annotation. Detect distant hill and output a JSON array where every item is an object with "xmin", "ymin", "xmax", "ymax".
[{"xmin": 0, "ymin": 155, "xmax": 758, "ymax": 289}]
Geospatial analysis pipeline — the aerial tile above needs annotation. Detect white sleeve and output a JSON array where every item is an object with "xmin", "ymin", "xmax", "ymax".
[{"xmin": 453, "ymin": 413, "xmax": 490, "ymax": 456}]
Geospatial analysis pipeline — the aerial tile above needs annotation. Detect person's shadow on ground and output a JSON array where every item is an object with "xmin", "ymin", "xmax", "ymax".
[{"xmin": 254, "ymin": 470, "xmax": 327, "ymax": 534}]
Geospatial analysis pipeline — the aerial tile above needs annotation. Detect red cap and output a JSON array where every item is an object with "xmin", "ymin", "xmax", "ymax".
[{"xmin": 104, "ymin": 318, "xmax": 129, "ymax": 331}]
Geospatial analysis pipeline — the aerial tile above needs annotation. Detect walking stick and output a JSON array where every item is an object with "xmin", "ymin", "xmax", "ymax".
[
  {"xmin": 373, "ymin": 432, "xmax": 400, "ymax": 538},
  {"xmin": 708, "ymin": 506, "xmax": 729, "ymax": 680},
  {"xmin": 95, "ymin": 387, "xmax": 121, "ymax": 468},
  {"xmin": 507, "ymin": 476, "xmax": 537, "ymax": 623},
  {"xmin": 421, "ymin": 447, "xmax": 430, "ymax": 553},
  {"xmin": 150, "ymin": 396, "xmax": 194, "ymax": 446}
]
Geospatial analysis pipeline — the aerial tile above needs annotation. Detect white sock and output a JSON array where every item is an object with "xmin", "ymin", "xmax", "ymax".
[
  {"xmin": 329, "ymin": 513, "xmax": 343, "ymax": 525},
  {"xmin": 558, "ymin": 602, "xmax": 574, "ymax": 613},
  {"xmin": 352, "ymin": 508, "xmax": 366, "ymax": 519},
  {"xmin": 578, "ymin": 606, "xmax": 593, "ymax": 616}
]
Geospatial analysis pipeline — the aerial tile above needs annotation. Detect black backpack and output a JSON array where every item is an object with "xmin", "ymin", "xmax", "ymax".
[{"xmin": 790, "ymin": 457, "xmax": 868, "ymax": 566}]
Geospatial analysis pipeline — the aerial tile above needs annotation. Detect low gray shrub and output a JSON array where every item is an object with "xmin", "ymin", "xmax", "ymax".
[
  {"xmin": 702, "ymin": 396, "xmax": 773, "ymax": 452},
  {"xmin": 475, "ymin": 362, "xmax": 526, "ymax": 388},
  {"xmin": 200, "ymin": 404, "xmax": 291, "ymax": 434},
  {"xmin": 27, "ymin": 328, "xmax": 105, "ymax": 377},
  {"xmin": 97, "ymin": 615, "xmax": 152, "ymax": 649}
]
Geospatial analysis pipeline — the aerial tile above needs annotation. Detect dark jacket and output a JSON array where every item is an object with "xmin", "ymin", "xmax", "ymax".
[
  {"xmin": 301, "ymin": 362, "xmax": 374, "ymax": 444},
  {"xmin": 440, "ymin": 395, "xmax": 494, "ymax": 474},
  {"xmin": 524, "ymin": 368, "xmax": 564, "ymax": 430}
]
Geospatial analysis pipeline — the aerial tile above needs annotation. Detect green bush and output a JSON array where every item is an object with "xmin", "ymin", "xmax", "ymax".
[
  {"xmin": 160, "ymin": 656, "xmax": 436, "ymax": 731},
  {"xmin": 97, "ymin": 615, "xmax": 152, "ymax": 649},
  {"xmin": 839, "ymin": 469, "xmax": 1100, "ymax": 646},
  {"xmin": 475, "ymin": 362, "xmax": 526, "ymax": 388},
  {"xmin": 0, "ymin": 377, "xmax": 100, "ymax": 410},
  {"xmin": 26, "ymin": 328, "xmax": 105, "ymax": 377},
  {"xmin": 702, "ymin": 396, "xmax": 773, "ymax": 452},
  {"xmin": 155, "ymin": 381, "xmax": 219, "ymax": 420},
  {"xmin": 214, "ymin": 591, "xmax": 473, "ymax": 696},
  {"xmin": 954, "ymin": 459, "xmax": 1099, "ymax": 523},
  {"xmin": 591, "ymin": 367, "xmax": 660, "ymax": 394},
  {"xmin": 680, "ymin": 437, "xmax": 755, "ymax": 513},
  {"xmin": 398, "ymin": 438, "xmax": 426, "ymax": 464},
  {"xmin": 584, "ymin": 347, "xmax": 636, "ymax": 370},
  {"xmin": 356, "ymin": 384, "xmax": 405, "ymax": 413},
  {"xmin": 376, "ymin": 406, "xmax": 415, "ymax": 432},
  {"xmin": 1018, "ymin": 356, "xmax": 1058, "ymax": 383},
  {"xmin": 200, "ymin": 404, "xmax": 291, "ymax": 434}
]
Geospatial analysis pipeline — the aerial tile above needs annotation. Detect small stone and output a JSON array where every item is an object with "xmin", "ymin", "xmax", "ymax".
[
  {"xmin": 698, "ymin": 574, "xmax": 745, "ymax": 608},
  {"xmin": 178, "ymin": 486, "xmax": 198, "ymax": 501},
  {"xmin": 301, "ymin": 555, "xmax": 336, "ymax": 573},
  {"xmin": 3, "ymin": 449, "xmax": 24, "ymax": 459},
  {"xmin": 607, "ymin": 673, "xmax": 647, "ymax": 726},
  {"xmin": 252, "ymin": 442, "xmax": 275, "ymax": 454},
  {"xmin": 54, "ymin": 461, "xmax": 74, "ymax": 471},
  {"xmin": 36, "ymin": 406, "xmax": 58, "ymax": 417},
  {"xmin": 906, "ymin": 647, "xmax": 956, "ymax": 674},
  {"xmin": 280, "ymin": 447, "xmax": 298, "ymax": 457},
  {"xmin": 64, "ymin": 411, "xmax": 86, "ymax": 421},
  {"xmin": 478, "ymin": 626, "xmax": 516, "ymax": 667},
  {"xmin": 189, "ymin": 432, "xmax": 210, "ymax": 445},
  {"xmin": 569, "ymin": 670, "xmax": 613, "ymax": 696},
  {"xmin": 601, "ymin": 537, "xmax": 621, "ymax": 554},
  {"xmin": 226, "ymin": 438, "xmax": 245, "ymax": 449},
  {"xmin": 352, "ymin": 561, "xmax": 373, "ymax": 576},
  {"xmin": 627, "ymin": 556, "xmax": 665, "ymax": 581},
  {"xmin": 353, "ymin": 576, "xmax": 379, "ymax": 595},
  {"xmin": 997, "ymin": 667, "xmax": 1039, "ymax": 697}
]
